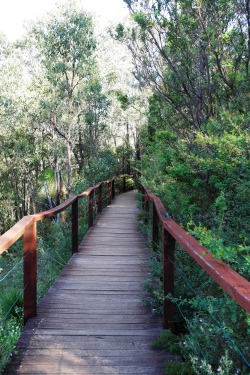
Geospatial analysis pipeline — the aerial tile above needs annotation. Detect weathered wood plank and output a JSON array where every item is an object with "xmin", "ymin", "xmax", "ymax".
[
  {"xmin": 5, "ymin": 365, "xmax": 166, "ymax": 375},
  {"xmin": 4, "ymin": 191, "xmax": 177, "ymax": 375}
]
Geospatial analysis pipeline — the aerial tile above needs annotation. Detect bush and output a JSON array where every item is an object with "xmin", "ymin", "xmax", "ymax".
[{"xmin": 139, "ymin": 205, "xmax": 250, "ymax": 375}]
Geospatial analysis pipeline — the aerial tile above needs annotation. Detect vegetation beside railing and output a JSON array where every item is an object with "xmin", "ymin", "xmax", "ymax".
[
  {"xmin": 0, "ymin": 175, "xmax": 133, "ymax": 373},
  {"xmin": 138, "ymin": 184, "xmax": 250, "ymax": 375}
]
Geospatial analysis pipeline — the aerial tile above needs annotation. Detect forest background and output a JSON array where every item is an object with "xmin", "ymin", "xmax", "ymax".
[{"xmin": 0, "ymin": 0, "xmax": 249, "ymax": 374}]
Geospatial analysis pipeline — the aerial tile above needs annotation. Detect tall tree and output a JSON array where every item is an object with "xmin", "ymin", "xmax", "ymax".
[
  {"xmin": 32, "ymin": 2, "xmax": 96, "ymax": 191},
  {"xmin": 118, "ymin": 0, "xmax": 250, "ymax": 238},
  {"xmin": 121, "ymin": 0, "xmax": 250, "ymax": 130}
]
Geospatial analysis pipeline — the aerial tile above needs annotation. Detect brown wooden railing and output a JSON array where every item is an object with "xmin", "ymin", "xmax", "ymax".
[
  {"xmin": 0, "ymin": 177, "xmax": 120, "ymax": 324},
  {"xmin": 139, "ymin": 183, "xmax": 250, "ymax": 330}
]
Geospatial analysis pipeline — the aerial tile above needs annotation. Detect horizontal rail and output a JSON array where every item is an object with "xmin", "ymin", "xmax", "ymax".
[
  {"xmin": 162, "ymin": 218, "xmax": 250, "ymax": 313},
  {"xmin": 32, "ymin": 196, "xmax": 78, "ymax": 221},
  {"xmin": 139, "ymin": 184, "xmax": 250, "ymax": 330},
  {"xmin": 78, "ymin": 186, "xmax": 95, "ymax": 198},
  {"xmin": 0, "ymin": 216, "xmax": 35, "ymax": 254}
]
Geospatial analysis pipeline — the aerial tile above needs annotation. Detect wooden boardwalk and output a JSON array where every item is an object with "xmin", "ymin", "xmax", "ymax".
[{"xmin": 4, "ymin": 191, "xmax": 177, "ymax": 374}]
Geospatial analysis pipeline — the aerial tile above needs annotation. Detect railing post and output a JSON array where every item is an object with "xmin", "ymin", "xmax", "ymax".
[
  {"xmin": 108, "ymin": 181, "xmax": 112, "ymax": 205},
  {"xmin": 162, "ymin": 227, "xmax": 176, "ymax": 331},
  {"xmin": 98, "ymin": 183, "xmax": 103, "ymax": 213},
  {"xmin": 23, "ymin": 221, "xmax": 37, "ymax": 325},
  {"xmin": 112, "ymin": 179, "xmax": 115, "ymax": 199},
  {"xmin": 89, "ymin": 190, "xmax": 94, "ymax": 227},
  {"xmin": 72, "ymin": 199, "xmax": 78, "ymax": 254},
  {"xmin": 152, "ymin": 202, "xmax": 159, "ymax": 251}
]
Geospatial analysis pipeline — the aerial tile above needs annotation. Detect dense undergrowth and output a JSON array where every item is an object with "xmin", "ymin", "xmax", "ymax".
[{"xmin": 137, "ymin": 196, "xmax": 250, "ymax": 375}]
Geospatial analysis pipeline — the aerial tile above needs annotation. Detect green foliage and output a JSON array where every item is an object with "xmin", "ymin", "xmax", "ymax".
[
  {"xmin": 164, "ymin": 361, "xmax": 194, "ymax": 375},
  {"xmin": 139, "ymin": 210, "xmax": 250, "ymax": 374},
  {"xmin": 134, "ymin": 19, "xmax": 250, "ymax": 359},
  {"xmin": 115, "ymin": 90, "xmax": 130, "ymax": 110},
  {"xmin": 0, "ymin": 290, "xmax": 23, "ymax": 321},
  {"xmin": 152, "ymin": 331, "xmax": 193, "ymax": 374},
  {"xmin": 37, "ymin": 229, "xmax": 71, "ymax": 299},
  {"xmin": 116, "ymin": 144, "xmax": 134, "ymax": 175},
  {"xmin": 0, "ymin": 219, "xmax": 72, "ymax": 372},
  {"xmin": 115, "ymin": 175, "xmax": 135, "ymax": 194},
  {"xmin": 187, "ymin": 220, "xmax": 250, "ymax": 279},
  {"xmin": 33, "ymin": 4, "xmax": 96, "ymax": 89},
  {"xmin": 0, "ymin": 318, "xmax": 22, "ymax": 373},
  {"xmin": 152, "ymin": 330, "xmax": 182, "ymax": 355},
  {"xmin": 115, "ymin": 23, "xmax": 125, "ymax": 39},
  {"xmin": 77, "ymin": 150, "xmax": 118, "ymax": 186},
  {"xmin": 133, "ymin": 12, "xmax": 153, "ymax": 29}
]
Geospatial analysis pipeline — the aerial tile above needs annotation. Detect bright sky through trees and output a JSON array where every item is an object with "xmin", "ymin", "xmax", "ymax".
[{"xmin": 0, "ymin": 0, "xmax": 128, "ymax": 40}]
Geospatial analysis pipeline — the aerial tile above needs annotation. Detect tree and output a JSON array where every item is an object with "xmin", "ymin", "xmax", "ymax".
[
  {"xmin": 0, "ymin": 36, "xmax": 48, "ymax": 230},
  {"xmin": 121, "ymin": 0, "xmax": 250, "ymax": 130},
  {"xmin": 73, "ymin": 74, "xmax": 111, "ymax": 171},
  {"xmin": 114, "ymin": 0, "xmax": 250, "ymax": 247},
  {"xmin": 31, "ymin": 1, "xmax": 96, "ymax": 191},
  {"xmin": 118, "ymin": 2, "xmax": 250, "ymax": 372}
]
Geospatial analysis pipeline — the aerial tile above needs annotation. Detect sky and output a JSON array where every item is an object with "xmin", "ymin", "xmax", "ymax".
[{"xmin": 0, "ymin": 0, "xmax": 129, "ymax": 40}]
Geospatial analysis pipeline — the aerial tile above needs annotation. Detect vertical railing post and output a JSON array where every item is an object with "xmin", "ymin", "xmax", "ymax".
[
  {"xmin": 72, "ymin": 198, "xmax": 78, "ymax": 254},
  {"xmin": 162, "ymin": 227, "xmax": 176, "ymax": 331},
  {"xmin": 112, "ymin": 179, "xmax": 115, "ymax": 199},
  {"xmin": 152, "ymin": 201, "xmax": 159, "ymax": 252},
  {"xmin": 98, "ymin": 183, "xmax": 103, "ymax": 213},
  {"xmin": 108, "ymin": 181, "xmax": 112, "ymax": 205},
  {"xmin": 89, "ymin": 189, "xmax": 94, "ymax": 227},
  {"xmin": 23, "ymin": 220, "xmax": 37, "ymax": 325}
]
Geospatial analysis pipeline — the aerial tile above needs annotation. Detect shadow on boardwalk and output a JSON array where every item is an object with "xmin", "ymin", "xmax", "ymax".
[{"xmin": 4, "ymin": 191, "xmax": 178, "ymax": 375}]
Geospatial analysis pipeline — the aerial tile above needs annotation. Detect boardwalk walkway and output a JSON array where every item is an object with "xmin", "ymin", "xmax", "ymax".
[{"xmin": 4, "ymin": 191, "xmax": 176, "ymax": 374}]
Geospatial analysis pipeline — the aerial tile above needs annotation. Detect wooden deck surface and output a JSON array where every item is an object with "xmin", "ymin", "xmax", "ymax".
[{"xmin": 4, "ymin": 191, "xmax": 177, "ymax": 374}]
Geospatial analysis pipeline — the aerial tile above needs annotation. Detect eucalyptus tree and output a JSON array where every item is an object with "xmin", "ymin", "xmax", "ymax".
[
  {"xmin": 95, "ymin": 29, "xmax": 149, "ymax": 170},
  {"xmin": 0, "ymin": 36, "xmax": 46, "ymax": 230},
  {"xmin": 31, "ymin": 2, "xmax": 97, "ymax": 191},
  {"xmin": 73, "ymin": 74, "xmax": 111, "ymax": 170},
  {"xmin": 121, "ymin": 0, "xmax": 250, "ymax": 130}
]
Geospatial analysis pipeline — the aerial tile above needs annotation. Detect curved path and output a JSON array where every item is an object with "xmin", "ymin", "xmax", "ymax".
[{"xmin": 4, "ymin": 191, "xmax": 177, "ymax": 374}]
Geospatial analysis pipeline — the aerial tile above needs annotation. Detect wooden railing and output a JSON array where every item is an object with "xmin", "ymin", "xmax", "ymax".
[
  {"xmin": 139, "ymin": 184, "xmax": 250, "ymax": 330},
  {"xmin": 0, "ymin": 177, "xmax": 119, "ymax": 324}
]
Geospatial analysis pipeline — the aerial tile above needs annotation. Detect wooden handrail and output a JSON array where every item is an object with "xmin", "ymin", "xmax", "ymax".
[
  {"xmin": 0, "ymin": 177, "xmax": 116, "ymax": 324},
  {"xmin": 139, "ymin": 184, "xmax": 250, "ymax": 330},
  {"xmin": 0, "ymin": 216, "xmax": 35, "ymax": 255},
  {"xmin": 78, "ymin": 186, "xmax": 94, "ymax": 198},
  {"xmin": 162, "ymin": 218, "xmax": 250, "ymax": 313},
  {"xmin": 32, "ymin": 196, "xmax": 78, "ymax": 221}
]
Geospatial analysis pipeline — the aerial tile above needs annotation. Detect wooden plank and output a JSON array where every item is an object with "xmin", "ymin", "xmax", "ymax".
[
  {"xmin": 5, "ymin": 365, "xmax": 166, "ymax": 374},
  {"xmin": 33, "ymin": 319, "xmax": 157, "ymax": 326},
  {"xmin": 4, "ymin": 191, "xmax": 177, "ymax": 375},
  {"xmin": 25, "ymin": 321, "xmax": 161, "ymax": 330},
  {"xmin": 8, "ymin": 348, "xmax": 171, "ymax": 358},
  {"xmin": 9, "ymin": 353, "xmax": 169, "ymax": 366},
  {"xmin": 16, "ymin": 334, "xmax": 158, "ymax": 348}
]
